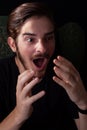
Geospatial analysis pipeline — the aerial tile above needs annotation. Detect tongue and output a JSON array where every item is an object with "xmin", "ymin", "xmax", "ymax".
[{"xmin": 34, "ymin": 59, "xmax": 44, "ymax": 67}]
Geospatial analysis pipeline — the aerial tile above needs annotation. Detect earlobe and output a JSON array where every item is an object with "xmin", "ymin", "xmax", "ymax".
[{"xmin": 7, "ymin": 37, "xmax": 16, "ymax": 52}]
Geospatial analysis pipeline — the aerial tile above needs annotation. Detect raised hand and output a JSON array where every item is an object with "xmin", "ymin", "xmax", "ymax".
[
  {"xmin": 53, "ymin": 55, "xmax": 87, "ymax": 109},
  {"xmin": 14, "ymin": 70, "xmax": 45, "ymax": 123}
]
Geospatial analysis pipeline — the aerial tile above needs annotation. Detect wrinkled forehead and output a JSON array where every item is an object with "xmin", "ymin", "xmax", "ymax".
[{"xmin": 20, "ymin": 16, "xmax": 55, "ymax": 36}]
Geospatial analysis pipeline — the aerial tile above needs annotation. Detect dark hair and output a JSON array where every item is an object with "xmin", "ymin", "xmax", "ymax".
[{"xmin": 7, "ymin": 2, "xmax": 55, "ymax": 40}]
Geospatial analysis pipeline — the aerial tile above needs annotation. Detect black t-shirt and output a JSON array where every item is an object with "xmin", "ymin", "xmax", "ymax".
[{"xmin": 0, "ymin": 56, "xmax": 78, "ymax": 130}]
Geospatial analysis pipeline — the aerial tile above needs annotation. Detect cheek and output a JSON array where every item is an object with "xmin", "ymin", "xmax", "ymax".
[
  {"xmin": 24, "ymin": 49, "xmax": 34, "ymax": 57},
  {"xmin": 21, "ymin": 45, "xmax": 34, "ymax": 55},
  {"xmin": 49, "ymin": 43, "xmax": 55, "ymax": 55}
]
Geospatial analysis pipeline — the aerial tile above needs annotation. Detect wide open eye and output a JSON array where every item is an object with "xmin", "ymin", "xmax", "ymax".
[
  {"xmin": 27, "ymin": 38, "xmax": 33, "ymax": 42},
  {"xmin": 45, "ymin": 35, "xmax": 54, "ymax": 42}
]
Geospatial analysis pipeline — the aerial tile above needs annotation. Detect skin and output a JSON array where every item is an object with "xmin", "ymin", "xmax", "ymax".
[
  {"xmin": 3, "ymin": 16, "xmax": 55, "ymax": 129},
  {"xmin": 8, "ymin": 16, "xmax": 55, "ymax": 77},
  {"xmin": 53, "ymin": 56, "xmax": 87, "ymax": 109},
  {"xmin": 53, "ymin": 55, "xmax": 87, "ymax": 129},
  {"xmin": 0, "ymin": 16, "xmax": 87, "ymax": 130}
]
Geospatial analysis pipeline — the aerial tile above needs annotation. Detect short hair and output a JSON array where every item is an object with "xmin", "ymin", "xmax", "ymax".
[{"xmin": 7, "ymin": 2, "xmax": 55, "ymax": 40}]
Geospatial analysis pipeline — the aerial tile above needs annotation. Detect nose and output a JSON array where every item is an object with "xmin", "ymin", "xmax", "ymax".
[{"xmin": 36, "ymin": 40, "xmax": 47, "ymax": 53}]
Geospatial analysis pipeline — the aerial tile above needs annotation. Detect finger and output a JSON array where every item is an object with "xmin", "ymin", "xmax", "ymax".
[
  {"xmin": 29, "ymin": 90, "xmax": 45, "ymax": 104},
  {"xmin": 22, "ymin": 77, "xmax": 41, "ymax": 97},
  {"xmin": 53, "ymin": 56, "xmax": 76, "ymax": 73},
  {"xmin": 53, "ymin": 76, "xmax": 70, "ymax": 90},
  {"xmin": 53, "ymin": 66, "xmax": 77, "ymax": 86},
  {"xmin": 57, "ymin": 56, "xmax": 73, "ymax": 67},
  {"xmin": 17, "ymin": 70, "xmax": 35, "ymax": 93}
]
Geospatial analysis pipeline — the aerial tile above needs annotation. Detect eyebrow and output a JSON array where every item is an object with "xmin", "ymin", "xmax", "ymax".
[{"xmin": 22, "ymin": 30, "xmax": 55, "ymax": 37}]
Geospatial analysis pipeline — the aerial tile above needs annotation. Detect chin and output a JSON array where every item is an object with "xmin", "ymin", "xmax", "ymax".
[{"xmin": 35, "ymin": 70, "xmax": 46, "ymax": 79}]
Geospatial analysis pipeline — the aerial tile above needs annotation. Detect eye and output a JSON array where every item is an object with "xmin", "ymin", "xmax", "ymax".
[
  {"xmin": 45, "ymin": 35, "xmax": 54, "ymax": 41},
  {"xmin": 27, "ymin": 38, "xmax": 33, "ymax": 42}
]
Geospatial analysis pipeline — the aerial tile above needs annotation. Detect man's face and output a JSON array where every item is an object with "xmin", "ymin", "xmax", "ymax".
[{"xmin": 15, "ymin": 16, "xmax": 55, "ymax": 78}]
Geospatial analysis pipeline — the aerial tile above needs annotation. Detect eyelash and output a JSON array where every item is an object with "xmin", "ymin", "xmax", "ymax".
[
  {"xmin": 44, "ymin": 35, "xmax": 54, "ymax": 42},
  {"xmin": 27, "ymin": 38, "xmax": 33, "ymax": 42},
  {"xmin": 25, "ymin": 35, "xmax": 54, "ymax": 43}
]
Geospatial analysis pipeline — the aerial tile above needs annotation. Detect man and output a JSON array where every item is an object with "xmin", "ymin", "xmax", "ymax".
[{"xmin": 0, "ymin": 2, "xmax": 87, "ymax": 130}]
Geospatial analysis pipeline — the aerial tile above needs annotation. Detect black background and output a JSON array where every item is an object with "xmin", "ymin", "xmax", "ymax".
[
  {"xmin": 0, "ymin": 0, "xmax": 87, "ymax": 35},
  {"xmin": 0, "ymin": 0, "xmax": 87, "ymax": 83},
  {"xmin": 0, "ymin": 0, "xmax": 86, "ymax": 26},
  {"xmin": 0, "ymin": 0, "xmax": 87, "ymax": 41}
]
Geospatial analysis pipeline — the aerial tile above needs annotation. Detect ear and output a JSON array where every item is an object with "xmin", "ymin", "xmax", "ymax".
[{"xmin": 7, "ymin": 37, "xmax": 17, "ymax": 52}]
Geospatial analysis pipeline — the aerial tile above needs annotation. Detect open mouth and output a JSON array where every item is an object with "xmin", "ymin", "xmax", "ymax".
[{"xmin": 33, "ymin": 57, "xmax": 47, "ymax": 69}]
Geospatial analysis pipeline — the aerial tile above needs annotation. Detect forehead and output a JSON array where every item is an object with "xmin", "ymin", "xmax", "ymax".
[{"xmin": 20, "ymin": 16, "xmax": 54, "ymax": 35}]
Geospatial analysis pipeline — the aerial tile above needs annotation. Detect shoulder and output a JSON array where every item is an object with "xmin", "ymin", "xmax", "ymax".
[
  {"xmin": 0, "ymin": 56, "xmax": 11, "ymax": 73},
  {"xmin": 0, "ymin": 55, "xmax": 14, "ymax": 66},
  {"xmin": 0, "ymin": 55, "xmax": 19, "ymax": 77}
]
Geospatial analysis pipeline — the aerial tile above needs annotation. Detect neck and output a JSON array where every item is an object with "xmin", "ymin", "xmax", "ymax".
[{"xmin": 15, "ymin": 56, "xmax": 25, "ymax": 74}]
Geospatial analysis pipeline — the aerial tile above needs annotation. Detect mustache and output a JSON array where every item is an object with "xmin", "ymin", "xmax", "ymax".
[{"xmin": 33, "ymin": 53, "xmax": 50, "ymax": 59}]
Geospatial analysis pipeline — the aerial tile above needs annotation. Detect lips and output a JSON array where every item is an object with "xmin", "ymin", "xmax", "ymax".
[{"xmin": 33, "ymin": 57, "xmax": 48, "ymax": 70}]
